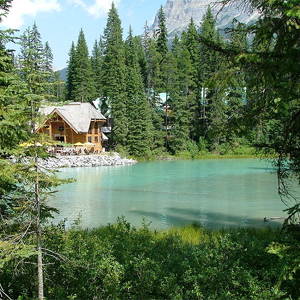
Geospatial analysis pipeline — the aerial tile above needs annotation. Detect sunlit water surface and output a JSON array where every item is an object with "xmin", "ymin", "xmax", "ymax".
[{"xmin": 48, "ymin": 158, "xmax": 294, "ymax": 230}]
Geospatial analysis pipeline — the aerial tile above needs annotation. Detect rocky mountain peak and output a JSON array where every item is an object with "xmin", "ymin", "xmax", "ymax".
[{"xmin": 151, "ymin": 0, "xmax": 259, "ymax": 38}]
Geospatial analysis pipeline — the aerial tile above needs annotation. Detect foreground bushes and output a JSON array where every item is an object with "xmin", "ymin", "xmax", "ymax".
[{"xmin": 0, "ymin": 219, "xmax": 297, "ymax": 299}]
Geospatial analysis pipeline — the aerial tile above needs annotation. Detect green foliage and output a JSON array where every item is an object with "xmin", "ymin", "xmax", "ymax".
[
  {"xmin": 66, "ymin": 29, "xmax": 95, "ymax": 102},
  {"xmin": 102, "ymin": 3, "xmax": 128, "ymax": 147},
  {"xmin": 0, "ymin": 220, "xmax": 291, "ymax": 299},
  {"xmin": 125, "ymin": 27, "xmax": 153, "ymax": 158},
  {"xmin": 217, "ymin": 0, "xmax": 300, "ymax": 292},
  {"xmin": 0, "ymin": 17, "xmax": 69, "ymax": 299}
]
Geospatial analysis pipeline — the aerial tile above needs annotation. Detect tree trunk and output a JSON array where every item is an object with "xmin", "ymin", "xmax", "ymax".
[{"xmin": 35, "ymin": 147, "xmax": 44, "ymax": 300}]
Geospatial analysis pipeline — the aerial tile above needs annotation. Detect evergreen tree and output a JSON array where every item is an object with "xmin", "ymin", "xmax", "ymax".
[
  {"xmin": 43, "ymin": 41, "xmax": 53, "ymax": 79},
  {"xmin": 72, "ymin": 29, "xmax": 95, "ymax": 102},
  {"xmin": 65, "ymin": 42, "xmax": 76, "ymax": 101},
  {"xmin": 154, "ymin": 5, "xmax": 169, "ymax": 92},
  {"xmin": 91, "ymin": 37, "xmax": 104, "ymax": 98},
  {"xmin": 155, "ymin": 5, "xmax": 168, "ymax": 59},
  {"xmin": 0, "ymin": 15, "xmax": 65, "ymax": 299},
  {"xmin": 142, "ymin": 25, "xmax": 165, "ymax": 153},
  {"xmin": 125, "ymin": 27, "xmax": 153, "ymax": 157},
  {"xmin": 223, "ymin": 20, "xmax": 248, "ymax": 145},
  {"xmin": 102, "ymin": 3, "xmax": 128, "ymax": 148},
  {"xmin": 216, "ymin": 0, "xmax": 300, "ymax": 291},
  {"xmin": 181, "ymin": 18, "xmax": 200, "ymax": 83},
  {"xmin": 180, "ymin": 18, "xmax": 201, "ymax": 143},
  {"xmin": 198, "ymin": 7, "xmax": 225, "ymax": 149},
  {"xmin": 18, "ymin": 24, "xmax": 48, "ymax": 96},
  {"xmin": 168, "ymin": 36, "xmax": 196, "ymax": 154},
  {"xmin": 51, "ymin": 70, "xmax": 65, "ymax": 101}
]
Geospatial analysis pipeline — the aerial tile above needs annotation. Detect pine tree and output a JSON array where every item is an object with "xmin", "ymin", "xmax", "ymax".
[
  {"xmin": 72, "ymin": 29, "xmax": 95, "ymax": 102},
  {"xmin": 102, "ymin": 3, "xmax": 128, "ymax": 148},
  {"xmin": 125, "ymin": 27, "xmax": 153, "ymax": 157}
]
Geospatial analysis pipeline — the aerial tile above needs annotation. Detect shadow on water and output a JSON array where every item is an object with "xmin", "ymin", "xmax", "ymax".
[
  {"xmin": 248, "ymin": 167, "xmax": 277, "ymax": 172},
  {"xmin": 131, "ymin": 207, "xmax": 284, "ymax": 230}
]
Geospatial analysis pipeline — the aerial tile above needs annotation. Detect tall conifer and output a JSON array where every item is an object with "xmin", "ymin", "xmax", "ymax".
[
  {"xmin": 102, "ymin": 3, "xmax": 128, "ymax": 148},
  {"xmin": 198, "ymin": 6, "xmax": 223, "ymax": 144},
  {"xmin": 125, "ymin": 27, "xmax": 153, "ymax": 157},
  {"xmin": 72, "ymin": 29, "xmax": 95, "ymax": 102},
  {"xmin": 181, "ymin": 19, "xmax": 201, "ymax": 142},
  {"xmin": 91, "ymin": 37, "xmax": 103, "ymax": 98},
  {"xmin": 154, "ymin": 6, "xmax": 169, "ymax": 92},
  {"xmin": 66, "ymin": 42, "xmax": 76, "ymax": 101},
  {"xmin": 142, "ymin": 23, "xmax": 165, "ymax": 152},
  {"xmin": 168, "ymin": 37, "xmax": 196, "ymax": 153}
]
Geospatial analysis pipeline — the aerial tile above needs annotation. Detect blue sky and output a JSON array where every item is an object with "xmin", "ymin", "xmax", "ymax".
[{"xmin": 1, "ymin": 0, "xmax": 165, "ymax": 70}]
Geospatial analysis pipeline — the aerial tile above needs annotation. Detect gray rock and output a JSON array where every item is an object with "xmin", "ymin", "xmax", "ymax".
[
  {"xmin": 151, "ymin": 0, "xmax": 259, "ymax": 40},
  {"xmin": 37, "ymin": 153, "xmax": 137, "ymax": 169}
]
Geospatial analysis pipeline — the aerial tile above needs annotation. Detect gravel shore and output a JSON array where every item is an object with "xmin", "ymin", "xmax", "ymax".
[{"xmin": 33, "ymin": 152, "xmax": 137, "ymax": 168}]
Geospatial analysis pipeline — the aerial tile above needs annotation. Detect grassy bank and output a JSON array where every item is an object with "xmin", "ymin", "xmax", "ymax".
[{"xmin": 1, "ymin": 219, "xmax": 298, "ymax": 299}]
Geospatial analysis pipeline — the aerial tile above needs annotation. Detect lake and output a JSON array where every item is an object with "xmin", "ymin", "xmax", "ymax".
[{"xmin": 48, "ymin": 158, "xmax": 290, "ymax": 230}]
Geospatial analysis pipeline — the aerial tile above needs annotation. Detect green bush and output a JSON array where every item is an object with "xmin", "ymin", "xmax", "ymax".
[{"xmin": 0, "ymin": 220, "xmax": 292, "ymax": 299}]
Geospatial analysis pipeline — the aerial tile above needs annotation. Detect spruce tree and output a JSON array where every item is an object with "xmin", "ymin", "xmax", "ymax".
[
  {"xmin": 198, "ymin": 7, "xmax": 225, "ymax": 148},
  {"xmin": 66, "ymin": 42, "xmax": 76, "ymax": 101},
  {"xmin": 142, "ymin": 25, "xmax": 165, "ymax": 153},
  {"xmin": 102, "ymin": 3, "xmax": 128, "ymax": 148},
  {"xmin": 168, "ymin": 36, "xmax": 196, "ymax": 154},
  {"xmin": 154, "ymin": 5, "xmax": 169, "ymax": 92},
  {"xmin": 51, "ymin": 70, "xmax": 65, "ymax": 101},
  {"xmin": 43, "ymin": 41, "xmax": 53, "ymax": 82},
  {"xmin": 91, "ymin": 37, "xmax": 104, "ymax": 98},
  {"xmin": 155, "ymin": 5, "xmax": 168, "ymax": 59},
  {"xmin": 125, "ymin": 27, "xmax": 153, "ymax": 157},
  {"xmin": 72, "ymin": 29, "xmax": 95, "ymax": 102},
  {"xmin": 1, "ymin": 19, "xmax": 66, "ymax": 300},
  {"xmin": 180, "ymin": 18, "xmax": 201, "ymax": 143}
]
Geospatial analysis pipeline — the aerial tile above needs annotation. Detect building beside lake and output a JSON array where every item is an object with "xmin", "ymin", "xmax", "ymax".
[{"xmin": 38, "ymin": 102, "xmax": 106, "ymax": 153}]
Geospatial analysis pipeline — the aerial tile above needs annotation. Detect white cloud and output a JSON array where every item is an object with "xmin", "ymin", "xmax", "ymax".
[
  {"xmin": 68, "ymin": 0, "xmax": 120, "ymax": 19},
  {"xmin": 67, "ymin": 0, "xmax": 85, "ymax": 7},
  {"xmin": 2, "ymin": 0, "xmax": 61, "ymax": 29}
]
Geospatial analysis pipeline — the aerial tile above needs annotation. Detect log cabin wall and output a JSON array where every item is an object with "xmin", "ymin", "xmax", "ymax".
[{"xmin": 40, "ymin": 115, "xmax": 105, "ymax": 152}]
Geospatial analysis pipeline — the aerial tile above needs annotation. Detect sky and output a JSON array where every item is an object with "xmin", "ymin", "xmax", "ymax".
[{"xmin": 1, "ymin": 0, "xmax": 165, "ymax": 70}]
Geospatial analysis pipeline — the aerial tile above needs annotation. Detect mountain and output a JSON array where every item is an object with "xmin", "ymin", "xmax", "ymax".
[
  {"xmin": 151, "ymin": 0, "xmax": 259, "ymax": 39},
  {"xmin": 58, "ymin": 67, "xmax": 67, "ymax": 82}
]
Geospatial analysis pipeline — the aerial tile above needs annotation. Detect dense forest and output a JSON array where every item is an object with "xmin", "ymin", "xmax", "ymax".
[
  {"xmin": 9, "ymin": 3, "xmax": 254, "ymax": 159},
  {"xmin": 63, "ymin": 4, "xmax": 250, "ymax": 158},
  {"xmin": 0, "ymin": 0, "xmax": 300, "ymax": 299}
]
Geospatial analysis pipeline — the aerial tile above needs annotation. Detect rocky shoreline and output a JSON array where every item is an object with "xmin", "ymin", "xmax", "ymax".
[{"xmin": 36, "ymin": 152, "xmax": 137, "ymax": 168}]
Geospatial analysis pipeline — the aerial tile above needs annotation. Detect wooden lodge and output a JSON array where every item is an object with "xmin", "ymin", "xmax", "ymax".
[{"xmin": 38, "ymin": 102, "xmax": 106, "ymax": 153}]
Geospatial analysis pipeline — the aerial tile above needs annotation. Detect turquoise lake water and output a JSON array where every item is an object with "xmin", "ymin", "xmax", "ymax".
[{"xmin": 48, "ymin": 158, "xmax": 292, "ymax": 230}]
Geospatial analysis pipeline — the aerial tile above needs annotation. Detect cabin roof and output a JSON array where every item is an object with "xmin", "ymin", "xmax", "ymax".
[{"xmin": 40, "ymin": 102, "xmax": 106, "ymax": 134}]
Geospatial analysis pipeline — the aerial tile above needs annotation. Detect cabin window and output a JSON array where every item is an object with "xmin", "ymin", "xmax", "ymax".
[
  {"xmin": 58, "ymin": 125, "xmax": 64, "ymax": 132},
  {"xmin": 94, "ymin": 122, "xmax": 98, "ymax": 134},
  {"xmin": 94, "ymin": 136, "xmax": 98, "ymax": 143},
  {"xmin": 88, "ymin": 124, "xmax": 92, "ymax": 134},
  {"xmin": 88, "ymin": 137, "xmax": 92, "ymax": 143}
]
